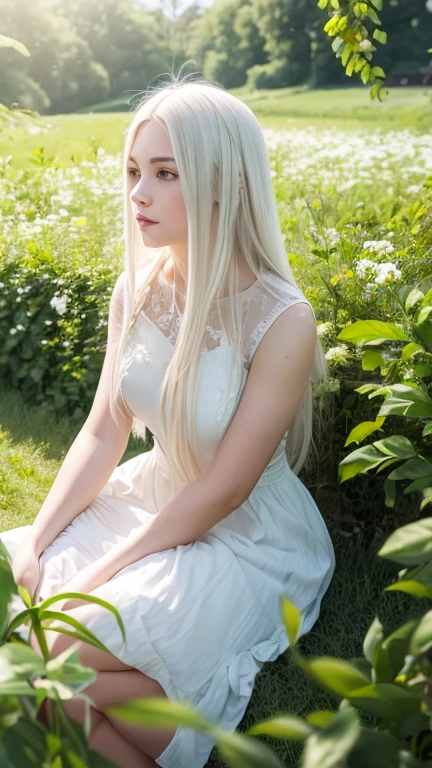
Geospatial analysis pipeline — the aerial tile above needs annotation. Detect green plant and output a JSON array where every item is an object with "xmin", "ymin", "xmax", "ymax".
[
  {"xmin": 317, "ymin": 0, "xmax": 388, "ymax": 100},
  {"xmin": 337, "ymin": 282, "xmax": 432, "ymax": 511},
  {"xmin": 0, "ymin": 255, "xmax": 116, "ymax": 419},
  {"xmin": 0, "ymin": 539, "xmax": 123, "ymax": 767},
  {"xmin": 0, "ymin": 540, "xmax": 285, "ymax": 767}
]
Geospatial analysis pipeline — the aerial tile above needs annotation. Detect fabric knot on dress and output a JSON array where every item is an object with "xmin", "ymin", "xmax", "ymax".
[{"xmin": 227, "ymin": 649, "xmax": 263, "ymax": 698}]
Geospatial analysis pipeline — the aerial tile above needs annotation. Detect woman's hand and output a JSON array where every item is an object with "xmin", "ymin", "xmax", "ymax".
[{"xmin": 11, "ymin": 538, "xmax": 41, "ymax": 602}]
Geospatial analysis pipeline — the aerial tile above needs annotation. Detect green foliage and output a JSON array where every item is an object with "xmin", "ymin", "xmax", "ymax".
[
  {"xmin": 337, "ymin": 276, "xmax": 432, "ymax": 511},
  {"xmin": 269, "ymin": 509, "xmax": 432, "ymax": 765},
  {"xmin": 0, "ymin": 255, "xmax": 115, "ymax": 419},
  {"xmin": 317, "ymin": 0, "xmax": 389, "ymax": 99}
]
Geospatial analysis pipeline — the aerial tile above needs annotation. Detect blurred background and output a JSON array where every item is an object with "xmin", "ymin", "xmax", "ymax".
[{"xmin": 0, "ymin": 0, "xmax": 431, "ymax": 116}]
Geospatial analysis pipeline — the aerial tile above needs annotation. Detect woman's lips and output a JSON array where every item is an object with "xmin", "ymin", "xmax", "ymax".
[{"xmin": 137, "ymin": 219, "xmax": 158, "ymax": 228}]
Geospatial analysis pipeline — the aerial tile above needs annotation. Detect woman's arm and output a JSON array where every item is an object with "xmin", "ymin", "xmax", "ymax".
[{"xmin": 27, "ymin": 272, "xmax": 133, "ymax": 557}]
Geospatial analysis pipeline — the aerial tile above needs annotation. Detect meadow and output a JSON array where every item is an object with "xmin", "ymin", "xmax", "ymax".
[{"xmin": 0, "ymin": 85, "xmax": 431, "ymax": 766}]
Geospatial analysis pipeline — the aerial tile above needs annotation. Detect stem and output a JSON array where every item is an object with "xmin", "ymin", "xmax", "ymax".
[{"xmin": 32, "ymin": 617, "xmax": 51, "ymax": 663}]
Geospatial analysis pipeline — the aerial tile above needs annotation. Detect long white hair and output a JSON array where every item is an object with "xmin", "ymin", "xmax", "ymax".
[{"xmin": 110, "ymin": 74, "xmax": 328, "ymax": 498}]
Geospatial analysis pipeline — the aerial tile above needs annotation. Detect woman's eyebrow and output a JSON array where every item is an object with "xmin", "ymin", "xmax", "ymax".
[{"xmin": 128, "ymin": 155, "xmax": 177, "ymax": 165}]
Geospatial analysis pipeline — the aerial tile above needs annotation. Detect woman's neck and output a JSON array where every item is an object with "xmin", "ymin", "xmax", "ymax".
[{"xmin": 161, "ymin": 251, "xmax": 256, "ymax": 296}]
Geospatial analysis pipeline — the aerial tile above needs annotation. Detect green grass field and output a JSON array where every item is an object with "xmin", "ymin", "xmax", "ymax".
[{"xmin": 1, "ymin": 86, "xmax": 430, "ymax": 171}]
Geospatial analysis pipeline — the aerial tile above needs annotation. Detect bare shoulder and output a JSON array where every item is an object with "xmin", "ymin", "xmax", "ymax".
[{"xmin": 251, "ymin": 300, "xmax": 317, "ymax": 371}]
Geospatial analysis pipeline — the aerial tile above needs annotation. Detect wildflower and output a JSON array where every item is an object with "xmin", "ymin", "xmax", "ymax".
[
  {"xmin": 374, "ymin": 262, "xmax": 402, "ymax": 283},
  {"xmin": 363, "ymin": 239, "xmax": 395, "ymax": 255},
  {"xmin": 325, "ymin": 344, "xmax": 352, "ymax": 366},
  {"xmin": 355, "ymin": 258, "xmax": 376, "ymax": 278},
  {"xmin": 323, "ymin": 227, "xmax": 341, "ymax": 245},
  {"xmin": 71, "ymin": 217, "xmax": 87, "ymax": 226},
  {"xmin": 359, "ymin": 39, "xmax": 373, "ymax": 51},
  {"xmin": 317, "ymin": 321, "xmax": 333, "ymax": 338},
  {"xmin": 50, "ymin": 294, "xmax": 68, "ymax": 315}
]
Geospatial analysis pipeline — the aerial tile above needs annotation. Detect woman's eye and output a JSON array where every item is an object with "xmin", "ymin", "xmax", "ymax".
[
  {"xmin": 157, "ymin": 170, "xmax": 177, "ymax": 180},
  {"xmin": 127, "ymin": 169, "xmax": 177, "ymax": 180}
]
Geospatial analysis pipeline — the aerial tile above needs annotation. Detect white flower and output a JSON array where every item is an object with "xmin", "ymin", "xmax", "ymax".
[
  {"xmin": 9, "ymin": 328, "xmax": 17, "ymax": 335},
  {"xmin": 317, "ymin": 321, "xmax": 333, "ymax": 338},
  {"xmin": 363, "ymin": 239, "xmax": 395, "ymax": 255},
  {"xmin": 324, "ymin": 227, "xmax": 341, "ymax": 245},
  {"xmin": 16, "ymin": 324, "xmax": 24, "ymax": 331},
  {"xmin": 374, "ymin": 262, "xmax": 402, "ymax": 283},
  {"xmin": 325, "ymin": 344, "xmax": 352, "ymax": 366},
  {"xmin": 355, "ymin": 258, "xmax": 376, "ymax": 278},
  {"xmin": 359, "ymin": 39, "xmax": 373, "ymax": 51},
  {"xmin": 50, "ymin": 294, "xmax": 68, "ymax": 315}
]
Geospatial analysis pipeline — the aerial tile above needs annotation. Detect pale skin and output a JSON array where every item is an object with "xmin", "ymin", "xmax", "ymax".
[{"xmin": 15, "ymin": 118, "xmax": 317, "ymax": 767}]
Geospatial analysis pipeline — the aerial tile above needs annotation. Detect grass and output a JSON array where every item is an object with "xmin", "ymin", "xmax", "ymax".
[
  {"xmin": 1, "ymin": 86, "xmax": 431, "ymax": 171},
  {"xmin": 0, "ymin": 387, "xmax": 424, "ymax": 767}
]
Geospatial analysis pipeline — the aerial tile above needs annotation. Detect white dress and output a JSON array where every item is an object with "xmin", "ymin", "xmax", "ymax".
[{"xmin": 0, "ymin": 266, "xmax": 335, "ymax": 768}]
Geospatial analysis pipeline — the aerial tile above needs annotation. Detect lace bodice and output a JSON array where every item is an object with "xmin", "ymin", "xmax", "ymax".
[
  {"xmin": 120, "ymin": 265, "xmax": 312, "ymax": 470},
  {"xmin": 127, "ymin": 267, "xmax": 309, "ymax": 369}
]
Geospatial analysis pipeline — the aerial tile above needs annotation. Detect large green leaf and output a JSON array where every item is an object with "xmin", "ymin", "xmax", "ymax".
[
  {"xmin": 385, "ymin": 580, "xmax": 432, "ymax": 599},
  {"xmin": 0, "ymin": 34, "xmax": 30, "ymax": 57},
  {"xmin": 281, "ymin": 595, "xmax": 302, "ymax": 646},
  {"xmin": 378, "ymin": 518, "xmax": 432, "ymax": 565},
  {"xmin": 1, "ymin": 716, "xmax": 47, "ymax": 765},
  {"xmin": 373, "ymin": 620, "xmax": 418, "ymax": 683},
  {"xmin": 304, "ymin": 711, "xmax": 336, "ymax": 728},
  {"xmin": 301, "ymin": 705, "xmax": 360, "ymax": 768},
  {"xmin": 217, "ymin": 729, "xmax": 285, "ymax": 768},
  {"xmin": 0, "ymin": 644, "xmax": 46, "ymax": 696},
  {"xmin": 247, "ymin": 714, "xmax": 311, "ymax": 740},
  {"xmin": 347, "ymin": 728, "xmax": 404, "ymax": 768},
  {"xmin": 387, "ymin": 457, "xmax": 432, "ymax": 482},
  {"xmin": 348, "ymin": 683, "xmax": 421, "ymax": 723},
  {"xmin": 338, "ymin": 445, "xmax": 398, "ymax": 482},
  {"xmin": 409, "ymin": 610, "xmax": 432, "ymax": 656},
  {"xmin": 361, "ymin": 349, "xmax": 384, "ymax": 371},
  {"xmin": 45, "ymin": 643, "xmax": 96, "ymax": 695},
  {"xmin": 363, "ymin": 616, "xmax": 384, "ymax": 665},
  {"xmin": 344, "ymin": 417, "xmax": 385, "ymax": 447},
  {"xmin": 370, "ymin": 384, "xmax": 432, "ymax": 418},
  {"xmin": 106, "ymin": 697, "xmax": 214, "ymax": 731},
  {"xmin": 299, "ymin": 657, "xmax": 371, "ymax": 697},
  {"xmin": 0, "ymin": 695, "xmax": 21, "ymax": 738},
  {"xmin": 338, "ymin": 320, "xmax": 408, "ymax": 345},
  {"xmin": 372, "ymin": 436, "xmax": 417, "ymax": 458}
]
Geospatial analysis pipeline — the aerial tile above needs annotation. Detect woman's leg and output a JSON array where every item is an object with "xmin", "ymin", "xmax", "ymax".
[
  {"xmin": 31, "ymin": 631, "xmax": 177, "ymax": 762},
  {"xmin": 90, "ymin": 716, "xmax": 158, "ymax": 768},
  {"xmin": 39, "ymin": 700, "xmax": 157, "ymax": 768}
]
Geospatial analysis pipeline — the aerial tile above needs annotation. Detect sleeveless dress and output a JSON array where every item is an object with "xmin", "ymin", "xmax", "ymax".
[{"xmin": 0, "ymin": 266, "xmax": 336, "ymax": 768}]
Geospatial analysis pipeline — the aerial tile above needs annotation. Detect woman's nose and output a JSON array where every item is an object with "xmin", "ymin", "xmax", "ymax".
[{"xmin": 130, "ymin": 179, "xmax": 151, "ymax": 206}]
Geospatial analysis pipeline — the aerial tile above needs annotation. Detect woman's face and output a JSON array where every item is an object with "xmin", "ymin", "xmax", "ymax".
[{"xmin": 128, "ymin": 120, "xmax": 188, "ymax": 249}]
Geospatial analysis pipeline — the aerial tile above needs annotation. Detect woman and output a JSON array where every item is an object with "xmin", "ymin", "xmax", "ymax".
[{"xmin": 1, "ymin": 75, "xmax": 335, "ymax": 768}]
